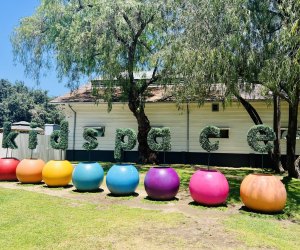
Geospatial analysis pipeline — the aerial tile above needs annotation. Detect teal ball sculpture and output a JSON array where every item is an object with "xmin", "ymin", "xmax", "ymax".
[
  {"xmin": 106, "ymin": 164, "xmax": 139, "ymax": 195},
  {"xmin": 72, "ymin": 162, "xmax": 104, "ymax": 191}
]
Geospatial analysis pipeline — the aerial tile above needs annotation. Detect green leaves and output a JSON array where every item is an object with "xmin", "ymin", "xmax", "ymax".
[
  {"xmin": 247, "ymin": 125, "xmax": 275, "ymax": 154},
  {"xmin": 114, "ymin": 128, "xmax": 137, "ymax": 161},
  {"xmin": 147, "ymin": 127, "xmax": 171, "ymax": 152},
  {"xmin": 199, "ymin": 126, "xmax": 220, "ymax": 153},
  {"xmin": 82, "ymin": 128, "xmax": 98, "ymax": 151},
  {"xmin": 28, "ymin": 122, "xmax": 38, "ymax": 150},
  {"xmin": 2, "ymin": 122, "xmax": 18, "ymax": 150},
  {"xmin": 50, "ymin": 120, "xmax": 69, "ymax": 150}
]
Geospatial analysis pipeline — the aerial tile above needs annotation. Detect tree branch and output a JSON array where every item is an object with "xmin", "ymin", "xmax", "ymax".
[
  {"xmin": 134, "ymin": 13, "xmax": 156, "ymax": 42},
  {"xmin": 138, "ymin": 39, "xmax": 153, "ymax": 53},
  {"xmin": 139, "ymin": 60, "xmax": 160, "ymax": 94},
  {"xmin": 76, "ymin": 0, "xmax": 93, "ymax": 11},
  {"xmin": 122, "ymin": 13, "xmax": 135, "ymax": 37},
  {"xmin": 110, "ymin": 20, "xmax": 130, "ymax": 48}
]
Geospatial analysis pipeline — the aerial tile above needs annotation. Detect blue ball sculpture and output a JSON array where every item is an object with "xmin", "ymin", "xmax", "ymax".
[
  {"xmin": 72, "ymin": 162, "xmax": 104, "ymax": 191},
  {"xmin": 106, "ymin": 164, "xmax": 139, "ymax": 195}
]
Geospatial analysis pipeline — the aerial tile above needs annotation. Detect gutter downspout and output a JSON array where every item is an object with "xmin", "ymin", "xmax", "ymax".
[
  {"xmin": 68, "ymin": 104, "xmax": 77, "ymax": 161},
  {"xmin": 186, "ymin": 98, "xmax": 190, "ymax": 153}
]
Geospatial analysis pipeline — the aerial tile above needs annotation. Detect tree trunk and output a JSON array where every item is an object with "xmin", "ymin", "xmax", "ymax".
[
  {"xmin": 236, "ymin": 95, "xmax": 263, "ymax": 124},
  {"xmin": 286, "ymin": 99, "xmax": 300, "ymax": 178},
  {"xmin": 128, "ymin": 99, "xmax": 157, "ymax": 164},
  {"xmin": 272, "ymin": 95, "xmax": 285, "ymax": 173}
]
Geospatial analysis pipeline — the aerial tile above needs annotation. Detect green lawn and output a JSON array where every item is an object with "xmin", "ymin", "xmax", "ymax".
[
  {"xmin": 0, "ymin": 188, "xmax": 189, "ymax": 249},
  {"xmin": 0, "ymin": 164, "xmax": 299, "ymax": 249}
]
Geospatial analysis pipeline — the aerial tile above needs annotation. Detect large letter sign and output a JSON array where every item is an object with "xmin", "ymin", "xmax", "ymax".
[
  {"xmin": 114, "ymin": 128, "xmax": 137, "ymax": 161},
  {"xmin": 147, "ymin": 127, "xmax": 171, "ymax": 152},
  {"xmin": 199, "ymin": 126, "xmax": 220, "ymax": 152},
  {"xmin": 247, "ymin": 125, "xmax": 275, "ymax": 153}
]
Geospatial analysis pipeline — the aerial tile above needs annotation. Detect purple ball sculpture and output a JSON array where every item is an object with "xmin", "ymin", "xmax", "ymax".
[
  {"xmin": 144, "ymin": 166, "xmax": 180, "ymax": 201},
  {"xmin": 189, "ymin": 169, "xmax": 229, "ymax": 205}
]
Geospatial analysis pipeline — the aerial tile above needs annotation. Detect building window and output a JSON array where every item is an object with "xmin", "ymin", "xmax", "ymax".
[
  {"xmin": 280, "ymin": 128, "xmax": 300, "ymax": 139},
  {"xmin": 212, "ymin": 103, "xmax": 219, "ymax": 112},
  {"xmin": 84, "ymin": 126, "xmax": 105, "ymax": 137}
]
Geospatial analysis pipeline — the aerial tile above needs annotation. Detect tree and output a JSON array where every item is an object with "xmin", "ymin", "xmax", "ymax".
[
  {"xmin": 258, "ymin": 0, "xmax": 300, "ymax": 178},
  {"xmin": 12, "ymin": 0, "xmax": 181, "ymax": 163},
  {"xmin": 0, "ymin": 79, "xmax": 64, "ymax": 127},
  {"xmin": 167, "ymin": 0, "xmax": 298, "ymax": 176}
]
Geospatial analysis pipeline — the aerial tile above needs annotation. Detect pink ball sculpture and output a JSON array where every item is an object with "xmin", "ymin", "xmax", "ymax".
[{"xmin": 189, "ymin": 169, "xmax": 229, "ymax": 205}]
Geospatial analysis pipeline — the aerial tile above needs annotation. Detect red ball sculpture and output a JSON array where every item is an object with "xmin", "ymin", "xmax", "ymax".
[
  {"xmin": 0, "ymin": 158, "xmax": 20, "ymax": 181},
  {"xmin": 189, "ymin": 169, "xmax": 229, "ymax": 205}
]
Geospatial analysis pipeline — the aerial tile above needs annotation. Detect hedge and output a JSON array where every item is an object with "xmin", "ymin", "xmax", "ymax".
[
  {"xmin": 50, "ymin": 120, "xmax": 69, "ymax": 150},
  {"xmin": 114, "ymin": 128, "xmax": 137, "ymax": 161},
  {"xmin": 247, "ymin": 124, "xmax": 275, "ymax": 154},
  {"xmin": 83, "ymin": 128, "xmax": 99, "ymax": 151},
  {"xmin": 199, "ymin": 126, "xmax": 220, "ymax": 152},
  {"xmin": 147, "ymin": 127, "xmax": 171, "ymax": 152}
]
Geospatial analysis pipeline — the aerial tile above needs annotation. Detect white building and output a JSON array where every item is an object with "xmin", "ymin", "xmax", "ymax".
[{"xmin": 51, "ymin": 82, "xmax": 300, "ymax": 167}]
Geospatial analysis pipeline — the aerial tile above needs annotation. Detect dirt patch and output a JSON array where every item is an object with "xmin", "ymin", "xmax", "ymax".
[{"xmin": 1, "ymin": 181, "xmax": 245, "ymax": 249}]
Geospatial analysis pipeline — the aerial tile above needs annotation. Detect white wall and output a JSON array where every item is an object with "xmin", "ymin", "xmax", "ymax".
[
  {"xmin": 0, "ymin": 134, "xmax": 63, "ymax": 161},
  {"xmin": 64, "ymin": 101, "xmax": 300, "ymax": 155}
]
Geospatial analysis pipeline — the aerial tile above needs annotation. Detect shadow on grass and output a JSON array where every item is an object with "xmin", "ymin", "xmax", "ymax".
[
  {"xmin": 189, "ymin": 201, "xmax": 228, "ymax": 208},
  {"xmin": 281, "ymin": 176, "xmax": 300, "ymax": 220},
  {"xmin": 42, "ymin": 184, "xmax": 73, "ymax": 189},
  {"xmin": 106, "ymin": 192, "xmax": 139, "ymax": 198},
  {"xmin": 72, "ymin": 188, "xmax": 104, "ymax": 194},
  {"xmin": 17, "ymin": 182, "xmax": 44, "ymax": 186},
  {"xmin": 239, "ymin": 205, "xmax": 285, "ymax": 216},
  {"xmin": 143, "ymin": 196, "xmax": 179, "ymax": 203}
]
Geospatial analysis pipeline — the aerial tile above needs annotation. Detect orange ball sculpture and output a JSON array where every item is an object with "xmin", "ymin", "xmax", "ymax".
[
  {"xmin": 42, "ymin": 160, "xmax": 73, "ymax": 187},
  {"xmin": 16, "ymin": 159, "xmax": 45, "ymax": 183},
  {"xmin": 240, "ymin": 174, "xmax": 287, "ymax": 213}
]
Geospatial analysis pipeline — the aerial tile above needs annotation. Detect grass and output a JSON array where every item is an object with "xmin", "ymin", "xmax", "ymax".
[
  {"xmin": 54, "ymin": 163, "xmax": 300, "ymax": 249},
  {"xmin": 0, "ymin": 188, "xmax": 190, "ymax": 250},
  {"xmin": 224, "ymin": 215, "xmax": 300, "ymax": 249},
  {"xmin": 96, "ymin": 162, "xmax": 300, "ymax": 220}
]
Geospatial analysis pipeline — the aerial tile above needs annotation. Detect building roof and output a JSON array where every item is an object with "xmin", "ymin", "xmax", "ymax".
[
  {"xmin": 0, "ymin": 121, "xmax": 44, "ymax": 134},
  {"xmin": 51, "ymin": 81, "xmax": 268, "ymax": 104}
]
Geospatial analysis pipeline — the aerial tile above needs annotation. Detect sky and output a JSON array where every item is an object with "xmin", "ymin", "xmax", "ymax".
[{"xmin": 0, "ymin": 0, "xmax": 85, "ymax": 97}]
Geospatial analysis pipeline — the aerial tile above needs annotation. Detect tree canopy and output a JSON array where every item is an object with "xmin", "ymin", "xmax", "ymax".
[
  {"xmin": 11, "ymin": 0, "xmax": 300, "ymax": 173},
  {"xmin": 0, "ymin": 79, "xmax": 64, "ymax": 127},
  {"xmin": 12, "ymin": 0, "xmax": 182, "ymax": 163}
]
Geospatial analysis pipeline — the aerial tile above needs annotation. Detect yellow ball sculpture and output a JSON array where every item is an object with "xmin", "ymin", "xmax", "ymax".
[
  {"xmin": 42, "ymin": 160, "xmax": 73, "ymax": 187},
  {"xmin": 240, "ymin": 174, "xmax": 287, "ymax": 213}
]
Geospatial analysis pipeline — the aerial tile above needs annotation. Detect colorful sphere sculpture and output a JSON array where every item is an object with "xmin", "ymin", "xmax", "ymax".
[
  {"xmin": 189, "ymin": 169, "xmax": 229, "ymax": 205},
  {"xmin": 16, "ymin": 158, "xmax": 45, "ymax": 183},
  {"xmin": 0, "ymin": 158, "xmax": 20, "ymax": 181},
  {"xmin": 72, "ymin": 162, "xmax": 104, "ymax": 191},
  {"xmin": 106, "ymin": 164, "xmax": 139, "ymax": 195},
  {"xmin": 144, "ymin": 166, "xmax": 180, "ymax": 200},
  {"xmin": 240, "ymin": 174, "xmax": 287, "ymax": 213},
  {"xmin": 42, "ymin": 160, "xmax": 73, "ymax": 187}
]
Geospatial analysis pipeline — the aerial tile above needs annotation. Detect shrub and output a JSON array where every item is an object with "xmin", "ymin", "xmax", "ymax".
[
  {"xmin": 147, "ymin": 127, "xmax": 171, "ymax": 152},
  {"xmin": 114, "ymin": 128, "xmax": 137, "ymax": 161},
  {"xmin": 247, "ymin": 124, "xmax": 275, "ymax": 154},
  {"xmin": 199, "ymin": 126, "xmax": 220, "ymax": 152},
  {"xmin": 50, "ymin": 120, "xmax": 69, "ymax": 150},
  {"xmin": 82, "ymin": 128, "xmax": 99, "ymax": 161},
  {"xmin": 28, "ymin": 122, "xmax": 38, "ymax": 150}
]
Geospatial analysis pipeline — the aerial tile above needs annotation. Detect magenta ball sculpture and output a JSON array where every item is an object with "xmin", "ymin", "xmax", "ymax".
[
  {"xmin": 144, "ymin": 166, "xmax": 180, "ymax": 201},
  {"xmin": 189, "ymin": 169, "xmax": 229, "ymax": 205},
  {"xmin": 0, "ymin": 158, "xmax": 20, "ymax": 181}
]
